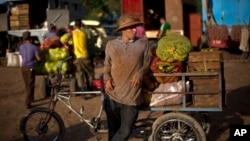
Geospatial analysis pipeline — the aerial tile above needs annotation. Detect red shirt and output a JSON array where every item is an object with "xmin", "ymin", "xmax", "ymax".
[{"xmin": 136, "ymin": 25, "xmax": 146, "ymax": 38}]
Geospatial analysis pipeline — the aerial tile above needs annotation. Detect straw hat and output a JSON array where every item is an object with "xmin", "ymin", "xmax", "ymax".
[{"xmin": 115, "ymin": 15, "xmax": 143, "ymax": 32}]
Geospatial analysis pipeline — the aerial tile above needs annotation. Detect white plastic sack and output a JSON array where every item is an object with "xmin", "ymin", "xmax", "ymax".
[
  {"xmin": 150, "ymin": 80, "xmax": 184, "ymax": 106},
  {"xmin": 6, "ymin": 52, "xmax": 22, "ymax": 67}
]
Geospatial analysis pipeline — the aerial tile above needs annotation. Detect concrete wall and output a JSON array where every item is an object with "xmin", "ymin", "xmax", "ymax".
[{"xmin": 46, "ymin": 9, "xmax": 70, "ymax": 28}]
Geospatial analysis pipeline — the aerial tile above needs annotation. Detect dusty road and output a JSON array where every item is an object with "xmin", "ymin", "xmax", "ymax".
[{"xmin": 0, "ymin": 51, "xmax": 250, "ymax": 141}]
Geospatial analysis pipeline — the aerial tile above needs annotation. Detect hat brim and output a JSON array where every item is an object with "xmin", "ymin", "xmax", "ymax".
[{"xmin": 115, "ymin": 21, "xmax": 143, "ymax": 32}]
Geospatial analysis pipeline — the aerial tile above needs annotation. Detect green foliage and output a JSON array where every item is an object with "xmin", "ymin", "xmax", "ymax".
[
  {"xmin": 195, "ymin": 0, "xmax": 202, "ymax": 13},
  {"xmin": 80, "ymin": 0, "xmax": 121, "ymax": 20}
]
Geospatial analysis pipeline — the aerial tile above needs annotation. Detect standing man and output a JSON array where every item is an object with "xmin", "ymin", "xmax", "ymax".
[
  {"xmin": 103, "ymin": 15, "xmax": 152, "ymax": 141},
  {"xmin": 81, "ymin": 24, "xmax": 97, "ymax": 68},
  {"xmin": 43, "ymin": 23, "xmax": 57, "ymax": 39},
  {"xmin": 19, "ymin": 31, "xmax": 41, "ymax": 109},
  {"xmin": 157, "ymin": 17, "xmax": 170, "ymax": 39},
  {"xmin": 72, "ymin": 19, "xmax": 95, "ymax": 91}
]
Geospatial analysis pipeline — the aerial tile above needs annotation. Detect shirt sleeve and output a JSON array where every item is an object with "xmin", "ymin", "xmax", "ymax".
[
  {"xmin": 19, "ymin": 45, "xmax": 23, "ymax": 57},
  {"xmin": 160, "ymin": 24, "xmax": 165, "ymax": 31},
  {"xmin": 103, "ymin": 41, "xmax": 112, "ymax": 81},
  {"xmin": 134, "ymin": 39, "xmax": 152, "ymax": 81}
]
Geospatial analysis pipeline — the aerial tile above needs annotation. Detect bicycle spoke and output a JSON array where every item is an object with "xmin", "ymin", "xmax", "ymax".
[{"xmin": 23, "ymin": 111, "xmax": 62, "ymax": 141}]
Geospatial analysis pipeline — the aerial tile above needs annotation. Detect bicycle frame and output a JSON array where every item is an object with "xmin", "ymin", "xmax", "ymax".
[
  {"xmin": 55, "ymin": 91, "xmax": 105, "ymax": 129},
  {"xmin": 45, "ymin": 56, "xmax": 107, "ymax": 132}
]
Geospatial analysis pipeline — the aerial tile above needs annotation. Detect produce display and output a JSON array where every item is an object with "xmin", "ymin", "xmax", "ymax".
[
  {"xmin": 150, "ymin": 31, "xmax": 192, "ymax": 84},
  {"xmin": 156, "ymin": 31, "xmax": 193, "ymax": 62},
  {"xmin": 35, "ymin": 36, "xmax": 71, "ymax": 75},
  {"xmin": 40, "ymin": 36, "xmax": 61, "ymax": 50},
  {"xmin": 150, "ymin": 57, "xmax": 183, "ymax": 83},
  {"xmin": 142, "ymin": 31, "xmax": 193, "ymax": 105}
]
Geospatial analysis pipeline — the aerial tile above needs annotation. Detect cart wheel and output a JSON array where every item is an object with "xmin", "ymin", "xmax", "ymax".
[
  {"xmin": 39, "ymin": 77, "xmax": 51, "ymax": 99},
  {"xmin": 70, "ymin": 78, "xmax": 76, "ymax": 92},
  {"xmin": 149, "ymin": 112, "xmax": 206, "ymax": 141},
  {"xmin": 188, "ymin": 112, "xmax": 211, "ymax": 135}
]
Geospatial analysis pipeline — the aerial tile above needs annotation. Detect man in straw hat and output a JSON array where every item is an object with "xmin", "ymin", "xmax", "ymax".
[
  {"xmin": 19, "ymin": 31, "xmax": 41, "ymax": 109},
  {"xmin": 103, "ymin": 14, "xmax": 152, "ymax": 141}
]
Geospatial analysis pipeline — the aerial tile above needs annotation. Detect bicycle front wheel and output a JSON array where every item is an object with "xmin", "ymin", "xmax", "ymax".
[{"xmin": 20, "ymin": 107, "xmax": 65, "ymax": 141}]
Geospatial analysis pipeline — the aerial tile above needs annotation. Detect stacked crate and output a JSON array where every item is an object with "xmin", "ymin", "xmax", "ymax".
[
  {"xmin": 9, "ymin": 4, "xmax": 30, "ymax": 30},
  {"xmin": 188, "ymin": 51, "xmax": 222, "ymax": 107}
]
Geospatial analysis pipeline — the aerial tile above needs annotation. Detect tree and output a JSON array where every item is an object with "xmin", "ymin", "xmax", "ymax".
[{"xmin": 80, "ymin": 0, "xmax": 121, "ymax": 20}]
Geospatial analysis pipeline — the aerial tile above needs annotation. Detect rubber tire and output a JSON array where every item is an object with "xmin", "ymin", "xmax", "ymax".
[
  {"xmin": 70, "ymin": 77, "xmax": 76, "ymax": 92},
  {"xmin": 20, "ymin": 107, "xmax": 65, "ymax": 141},
  {"xmin": 39, "ymin": 77, "xmax": 51, "ymax": 98},
  {"xmin": 149, "ymin": 112, "xmax": 206, "ymax": 141},
  {"xmin": 188, "ymin": 112, "xmax": 211, "ymax": 135}
]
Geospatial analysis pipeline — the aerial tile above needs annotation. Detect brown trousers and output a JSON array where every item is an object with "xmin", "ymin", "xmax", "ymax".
[
  {"xmin": 73, "ymin": 57, "xmax": 95, "ymax": 89},
  {"xmin": 21, "ymin": 67, "xmax": 35, "ymax": 107}
]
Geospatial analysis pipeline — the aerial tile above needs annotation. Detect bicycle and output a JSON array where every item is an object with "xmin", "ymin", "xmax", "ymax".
[
  {"xmin": 19, "ymin": 56, "xmax": 223, "ymax": 141},
  {"xmin": 19, "ymin": 56, "xmax": 107, "ymax": 141}
]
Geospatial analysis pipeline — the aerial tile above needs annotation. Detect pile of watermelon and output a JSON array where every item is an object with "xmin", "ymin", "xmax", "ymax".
[
  {"xmin": 150, "ymin": 31, "xmax": 192, "ymax": 84},
  {"xmin": 142, "ymin": 32, "xmax": 193, "ymax": 105},
  {"xmin": 35, "ymin": 36, "xmax": 70, "ymax": 75}
]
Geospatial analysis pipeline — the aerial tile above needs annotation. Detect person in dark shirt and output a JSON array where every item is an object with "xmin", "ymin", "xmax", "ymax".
[
  {"xmin": 103, "ymin": 14, "xmax": 152, "ymax": 141},
  {"xmin": 19, "ymin": 31, "xmax": 41, "ymax": 109}
]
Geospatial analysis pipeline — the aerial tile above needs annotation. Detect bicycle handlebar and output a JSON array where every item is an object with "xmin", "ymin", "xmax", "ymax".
[
  {"xmin": 56, "ymin": 56, "xmax": 73, "ymax": 83},
  {"xmin": 57, "ymin": 56, "xmax": 72, "ymax": 71},
  {"xmin": 62, "ymin": 56, "xmax": 73, "ymax": 62}
]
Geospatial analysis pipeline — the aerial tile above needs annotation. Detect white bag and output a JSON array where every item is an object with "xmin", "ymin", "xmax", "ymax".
[
  {"xmin": 6, "ymin": 52, "xmax": 22, "ymax": 67},
  {"xmin": 150, "ymin": 80, "xmax": 184, "ymax": 106}
]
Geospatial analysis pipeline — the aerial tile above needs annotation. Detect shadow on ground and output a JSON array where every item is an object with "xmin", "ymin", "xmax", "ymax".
[{"xmin": 207, "ymin": 85, "xmax": 250, "ymax": 141}]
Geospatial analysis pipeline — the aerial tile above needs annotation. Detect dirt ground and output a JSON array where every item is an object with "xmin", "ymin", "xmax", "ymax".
[{"xmin": 0, "ymin": 50, "xmax": 250, "ymax": 141}]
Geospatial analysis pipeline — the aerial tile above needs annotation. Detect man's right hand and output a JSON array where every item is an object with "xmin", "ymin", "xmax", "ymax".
[{"xmin": 105, "ymin": 79, "xmax": 115, "ymax": 91}]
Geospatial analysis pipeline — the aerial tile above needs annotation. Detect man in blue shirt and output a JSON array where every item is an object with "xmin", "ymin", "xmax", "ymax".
[
  {"xmin": 43, "ymin": 23, "xmax": 57, "ymax": 39},
  {"xmin": 19, "ymin": 31, "xmax": 41, "ymax": 109}
]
